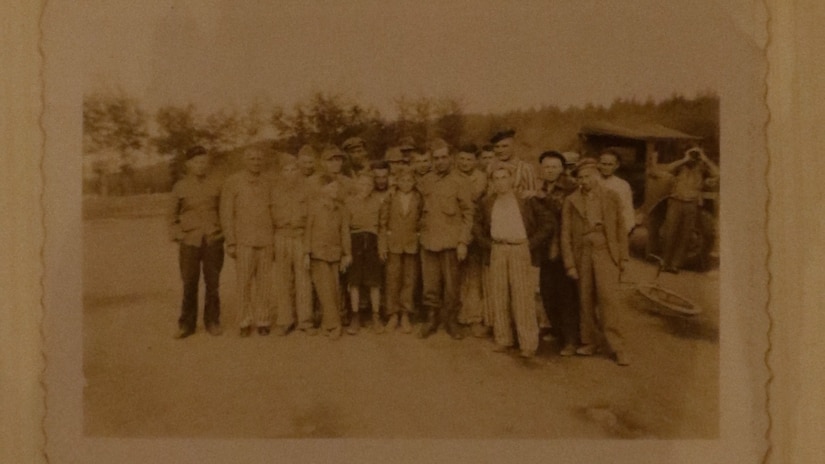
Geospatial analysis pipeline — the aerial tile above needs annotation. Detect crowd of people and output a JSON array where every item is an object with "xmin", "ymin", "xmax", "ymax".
[{"xmin": 168, "ymin": 130, "xmax": 719, "ymax": 366}]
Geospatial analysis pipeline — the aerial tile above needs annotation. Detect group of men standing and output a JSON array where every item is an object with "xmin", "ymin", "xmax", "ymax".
[{"xmin": 168, "ymin": 129, "xmax": 718, "ymax": 367}]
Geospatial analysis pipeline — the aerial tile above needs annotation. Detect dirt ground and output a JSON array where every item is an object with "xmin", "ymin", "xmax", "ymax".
[{"xmin": 83, "ymin": 215, "xmax": 719, "ymax": 439}]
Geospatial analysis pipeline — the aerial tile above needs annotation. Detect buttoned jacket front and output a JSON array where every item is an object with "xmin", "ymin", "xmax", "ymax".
[
  {"xmin": 560, "ymin": 185, "xmax": 629, "ymax": 271},
  {"xmin": 417, "ymin": 169, "xmax": 474, "ymax": 252},
  {"xmin": 378, "ymin": 189, "xmax": 423, "ymax": 255}
]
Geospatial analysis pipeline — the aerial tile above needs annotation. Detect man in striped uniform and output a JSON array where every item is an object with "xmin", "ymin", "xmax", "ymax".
[
  {"xmin": 220, "ymin": 148, "xmax": 275, "ymax": 337},
  {"xmin": 489, "ymin": 129, "xmax": 538, "ymax": 197},
  {"xmin": 474, "ymin": 162, "xmax": 553, "ymax": 358}
]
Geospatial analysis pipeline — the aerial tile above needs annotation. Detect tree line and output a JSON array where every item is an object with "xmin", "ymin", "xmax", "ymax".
[{"xmin": 82, "ymin": 90, "xmax": 718, "ymax": 195}]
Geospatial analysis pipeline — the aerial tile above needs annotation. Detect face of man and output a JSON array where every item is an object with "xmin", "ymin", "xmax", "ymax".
[
  {"xmin": 577, "ymin": 168, "xmax": 600, "ymax": 192},
  {"xmin": 456, "ymin": 152, "xmax": 477, "ymax": 174},
  {"xmin": 493, "ymin": 137, "xmax": 515, "ymax": 162},
  {"xmin": 244, "ymin": 150, "xmax": 264, "ymax": 174},
  {"xmin": 186, "ymin": 155, "xmax": 209, "ymax": 178},
  {"xmin": 372, "ymin": 168, "xmax": 389, "ymax": 191},
  {"xmin": 346, "ymin": 145, "xmax": 369, "ymax": 170},
  {"xmin": 281, "ymin": 162, "xmax": 299, "ymax": 178},
  {"xmin": 412, "ymin": 152, "xmax": 431, "ymax": 175},
  {"xmin": 479, "ymin": 150, "xmax": 496, "ymax": 169},
  {"xmin": 491, "ymin": 168, "xmax": 515, "ymax": 194},
  {"xmin": 298, "ymin": 155, "xmax": 315, "ymax": 177},
  {"xmin": 597, "ymin": 153, "xmax": 620, "ymax": 178},
  {"xmin": 324, "ymin": 156, "xmax": 343, "ymax": 175},
  {"xmin": 540, "ymin": 156, "xmax": 564, "ymax": 183},
  {"xmin": 396, "ymin": 174, "xmax": 415, "ymax": 193},
  {"xmin": 431, "ymin": 148, "xmax": 451, "ymax": 174}
]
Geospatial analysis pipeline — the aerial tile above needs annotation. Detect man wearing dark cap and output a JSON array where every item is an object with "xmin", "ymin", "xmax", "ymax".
[
  {"xmin": 168, "ymin": 146, "xmax": 224, "ymax": 339},
  {"xmin": 384, "ymin": 146, "xmax": 406, "ymax": 189},
  {"xmin": 561, "ymin": 158, "xmax": 630, "ymax": 365},
  {"xmin": 534, "ymin": 151, "xmax": 579, "ymax": 356},
  {"xmin": 489, "ymin": 129, "xmax": 538, "ymax": 196},
  {"xmin": 341, "ymin": 136, "xmax": 370, "ymax": 178},
  {"xmin": 320, "ymin": 145, "xmax": 357, "ymax": 198},
  {"xmin": 416, "ymin": 139, "xmax": 474, "ymax": 340}
]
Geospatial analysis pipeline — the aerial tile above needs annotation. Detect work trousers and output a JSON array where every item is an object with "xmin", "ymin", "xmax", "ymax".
[
  {"xmin": 178, "ymin": 238, "xmax": 224, "ymax": 330},
  {"xmin": 539, "ymin": 258, "xmax": 579, "ymax": 346},
  {"xmin": 577, "ymin": 231, "xmax": 624, "ymax": 353},
  {"xmin": 385, "ymin": 252, "xmax": 418, "ymax": 315},
  {"xmin": 272, "ymin": 230, "xmax": 313, "ymax": 329},
  {"xmin": 662, "ymin": 198, "xmax": 699, "ymax": 269},
  {"xmin": 310, "ymin": 259, "xmax": 342, "ymax": 331},
  {"xmin": 458, "ymin": 248, "xmax": 486, "ymax": 325},
  {"xmin": 235, "ymin": 245, "xmax": 273, "ymax": 329},
  {"xmin": 489, "ymin": 243, "xmax": 539, "ymax": 352},
  {"xmin": 420, "ymin": 248, "xmax": 461, "ymax": 329}
]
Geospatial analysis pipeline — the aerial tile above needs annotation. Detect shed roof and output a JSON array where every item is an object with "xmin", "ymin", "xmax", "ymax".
[{"xmin": 579, "ymin": 121, "xmax": 702, "ymax": 141}]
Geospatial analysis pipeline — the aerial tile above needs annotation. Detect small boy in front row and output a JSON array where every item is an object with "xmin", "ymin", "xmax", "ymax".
[
  {"xmin": 378, "ymin": 166, "xmax": 422, "ymax": 333},
  {"xmin": 304, "ymin": 175, "xmax": 352, "ymax": 339}
]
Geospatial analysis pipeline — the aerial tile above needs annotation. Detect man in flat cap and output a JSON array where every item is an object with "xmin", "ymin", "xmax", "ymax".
[
  {"xmin": 168, "ymin": 145, "xmax": 224, "ymax": 339},
  {"xmin": 562, "ymin": 151, "xmax": 580, "ymax": 179},
  {"xmin": 384, "ymin": 146, "xmax": 407, "ymax": 189},
  {"xmin": 320, "ymin": 145, "xmax": 357, "ymax": 198},
  {"xmin": 489, "ymin": 129, "xmax": 538, "ymax": 196},
  {"xmin": 473, "ymin": 162, "xmax": 553, "ymax": 357},
  {"xmin": 560, "ymin": 158, "xmax": 630, "ymax": 365},
  {"xmin": 416, "ymin": 139, "xmax": 474, "ymax": 340},
  {"xmin": 397, "ymin": 136, "xmax": 417, "ymax": 163},
  {"xmin": 341, "ymin": 136, "xmax": 370, "ymax": 177},
  {"xmin": 657, "ymin": 146, "xmax": 719, "ymax": 273}
]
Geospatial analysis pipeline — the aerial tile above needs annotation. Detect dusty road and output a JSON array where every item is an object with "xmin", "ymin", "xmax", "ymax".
[{"xmin": 83, "ymin": 215, "xmax": 719, "ymax": 439}]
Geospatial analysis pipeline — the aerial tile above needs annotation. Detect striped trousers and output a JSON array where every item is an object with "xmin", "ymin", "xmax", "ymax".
[
  {"xmin": 458, "ymin": 248, "xmax": 486, "ymax": 325},
  {"xmin": 489, "ymin": 242, "xmax": 539, "ymax": 353},
  {"xmin": 235, "ymin": 245, "xmax": 273, "ymax": 329},
  {"xmin": 272, "ymin": 230, "xmax": 313, "ymax": 329}
]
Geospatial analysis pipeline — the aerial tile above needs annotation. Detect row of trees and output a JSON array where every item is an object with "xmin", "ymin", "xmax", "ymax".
[{"xmin": 82, "ymin": 89, "xmax": 719, "ymax": 195}]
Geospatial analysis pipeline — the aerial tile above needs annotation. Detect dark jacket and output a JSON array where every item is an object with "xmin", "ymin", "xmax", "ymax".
[{"xmin": 473, "ymin": 192, "xmax": 555, "ymax": 267}]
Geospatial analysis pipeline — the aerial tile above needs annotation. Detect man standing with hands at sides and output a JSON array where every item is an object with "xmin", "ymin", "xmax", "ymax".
[
  {"xmin": 597, "ymin": 148, "xmax": 636, "ymax": 235},
  {"xmin": 220, "ymin": 148, "xmax": 275, "ymax": 337},
  {"xmin": 490, "ymin": 129, "xmax": 538, "ymax": 196},
  {"xmin": 304, "ymin": 175, "xmax": 352, "ymax": 339},
  {"xmin": 474, "ymin": 163, "xmax": 553, "ymax": 358},
  {"xmin": 411, "ymin": 150, "xmax": 432, "ymax": 183},
  {"xmin": 561, "ymin": 159, "xmax": 630, "ymax": 365},
  {"xmin": 169, "ymin": 146, "xmax": 224, "ymax": 339},
  {"xmin": 534, "ymin": 151, "xmax": 579, "ymax": 356},
  {"xmin": 416, "ymin": 139, "xmax": 474, "ymax": 340},
  {"xmin": 658, "ymin": 146, "xmax": 719, "ymax": 273},
  {"xmin": 270, "ymin": 156, "xmax": 315, "ymax": 336}
]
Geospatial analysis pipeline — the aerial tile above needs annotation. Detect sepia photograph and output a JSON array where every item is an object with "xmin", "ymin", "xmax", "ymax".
[{"xmin": 41, "ymin": 0, "xmax": 769, "ymax": 462}]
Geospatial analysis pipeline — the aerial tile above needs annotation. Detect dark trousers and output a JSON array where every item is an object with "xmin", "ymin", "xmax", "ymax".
[
  {"xmin": 420, "ymin": 248, "xmax": 460, "ymax": 329},
  {"xmin": 662, "ymin": 198, "xmax": 699, "ymax": 269},
  {"xmin": 539, "ymin": 259, "xmax": 580, "ymax": 346},
  {"xmin": 178, "ymin": 238, "xmax": 224, "ymax": 330}
]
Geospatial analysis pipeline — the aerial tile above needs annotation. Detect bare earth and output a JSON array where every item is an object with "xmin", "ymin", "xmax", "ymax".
[{"xmin": 83, "ymin": 216, "xmax": 719, "ymax": 439}]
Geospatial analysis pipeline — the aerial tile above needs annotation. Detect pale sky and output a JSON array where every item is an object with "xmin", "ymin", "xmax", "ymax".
[{"xmin": 78, "ymin": 0, "xmax": 759, "ymax": 116}]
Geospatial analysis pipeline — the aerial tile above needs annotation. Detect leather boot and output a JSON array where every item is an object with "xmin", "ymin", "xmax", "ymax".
[{"xmin": 417, "ymin": 309, "xmax": 437, "ymax": 339}]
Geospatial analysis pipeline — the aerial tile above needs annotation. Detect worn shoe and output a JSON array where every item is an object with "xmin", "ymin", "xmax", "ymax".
[
  {"xmin": 300, "ymin": 326, "xmax": 319, "ymax": 336},
  {"xmin": 417, "ymin": 322, "xmax": 436, "ymax": 339},
  {"xmin": 257, "ymin": 326, "xmax": 271, "ymax": 336},
  {"xmin": 329, "ymin": 326, "xmax": 342, "ymax": 340},
  {"xmin": 560, "ymin": 344, "xmax": 576, "ymax": 357},
  {"xmin": 372, "ymin": 313, "xmax": 385, "ymax": 334},
  {"xmin": 384, "ymin": 314, "xmax": 398, "ymax": 332},
  {"xmin": 492, "ymin": 344, "xmax": 510, "ymax": 353},
  {"xmin": 239, "ymin": 326, "xmax": 252, "ymax": 338},
  {"xmin": 470, "ymin": 322, "xmax": 488, "ymax": 338},
  {"xmin": 447, "ymin": 324, "xmax": 464, "ymax": 340},
  {"xmin": 520, "ymin": 350, "xmax": 536, "ymax": 359},
  {"xmin": 400, "ymin": 313, "xmax": 412, "ymax": 333},
  {"xmin": 615, "ymin": 351, "xmax": 631, "ymax": 366},
  {"xmin": 575, "ymin": 344, "xmax": 597, "ymax": 356},
  {"xmin": 205, "ymin": 324, "xmax": 223, "ymax": 336},
  {"xmin": 174, "ymin": 327, "xmax": 195, "ymax": 339},
  {"xmin": 541, "ymin": 332, "xmax": 558, "ymax": 342},
  {"xmin": 346, "ymin": 314, "xmax": 361, "ymax": 335},
  {"xmin": 274, "ymin": 325, "xmax": 291, "ymax": 336}
]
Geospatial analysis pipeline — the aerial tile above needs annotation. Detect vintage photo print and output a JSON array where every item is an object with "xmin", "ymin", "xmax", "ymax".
[{"xmin": 42, "ymin": 1, "xmax": 769, "ymax": 462}]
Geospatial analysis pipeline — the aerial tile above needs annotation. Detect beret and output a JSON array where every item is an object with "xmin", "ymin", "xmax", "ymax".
[
  {"xmin": 398, "ymin": 136, "xmax": 416, "ymax": 152},
  {"xmin": 384, "ymin": 147, "xmax": 405, "ymax": 163},
  {"xmin": 184, "ymin": 145, "xmax": 207, "ymax": 160},
  {"xmin": 342, "ymin": 137, "xmax": 365, "ymax": 151},
  {"xmin": 321, "ymin": 145, "xmax": 345, "ymax": 161},
  {"xmin": 489, "ymin": 129, "xmax": 516, "ymax": 145}
]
